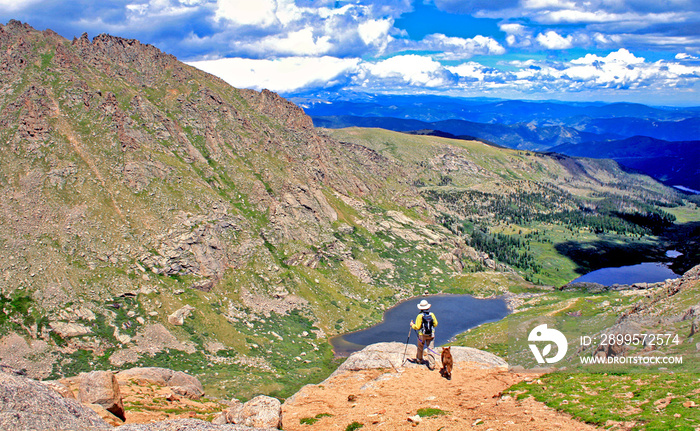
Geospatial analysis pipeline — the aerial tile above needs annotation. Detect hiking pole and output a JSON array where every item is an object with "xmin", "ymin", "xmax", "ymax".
[{"xmin": 402, "ymin": 327, "xmax": 412, "ymax": 365}]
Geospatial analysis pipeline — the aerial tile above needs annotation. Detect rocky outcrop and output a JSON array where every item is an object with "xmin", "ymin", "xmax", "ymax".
[
  {"xmin": 684, "ymin": 264, "xmax": 700, "ymax": 279},
  {"xmin": 331, "ymin": 342, "xmax": 507, "ymax": 378},
  {"xmin": 212, "ymin": 396, "xmax": 282, "ymax": 428},
  {"xmin": 116, "ymin": 367, "xmax": 204, "ymax": 399},
  {"xmin": 79, "ymin": 370, "xmax": 126, "ymax": 421},
  {"xmin": 0, "ymin": 371, "xmax": 112, "ymax": 430},
  {"xmin": 241, "ymin": 89, "xmax": 313, "ymax": 131},
  {"xmin": 49, "ymin": 321, "xmax": 92, "ymax": 337}
]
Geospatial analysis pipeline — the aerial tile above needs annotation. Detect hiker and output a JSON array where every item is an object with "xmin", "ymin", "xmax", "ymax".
[{"xmin": 410, "ymin": 299, "xmax": 438, "ymax": 364}]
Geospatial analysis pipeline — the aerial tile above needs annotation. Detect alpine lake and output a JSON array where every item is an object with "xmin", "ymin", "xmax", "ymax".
[
  {"xmin": 332, "ymin": 253, "xmax": 683, "ymax": 356},
  {"xmin": 330, "ymin": 294, "xmax": 510, "ymax": 356}
]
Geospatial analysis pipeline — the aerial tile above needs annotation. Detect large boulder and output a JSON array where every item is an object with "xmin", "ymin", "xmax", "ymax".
[
  {"xmin": 212, "ymin": 396, "xmax": 281, "ymax": 429},
  {"xmin": 49, "ymin": 321, "xmax": 92, "ymax": 337},
  {"xmin": 116, "ymin": 367, "xmax": 204, "ymax": 399},
  {"xmin": 116, "ymin": 366, "xmax": 173, "ymax": 385},
  {"xmin": 0, "ymin": 371, "xmax": 112, "ymax": 430},
  {"xmin": 168, "ymin": 305, "xmax": 195, "ymax": 326},
  {"xmin": 168, "ymin": 371, "xmax": 205, "ymax": 399},
  {"xmin": 333, "ymin": 342, "xmax": 507, "ymax": 377},
  {"xmin": 79, "ymin": 370, "xmax": 125, "ymax": 421}
]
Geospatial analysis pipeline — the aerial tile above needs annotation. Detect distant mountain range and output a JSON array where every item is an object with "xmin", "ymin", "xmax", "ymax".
[
  {"xmin": 313, "ymin": 115, "xmax": 608, "ymax": 151},
  {"xmin": 292, "ymin": 93, "xmax": 700, "ymax": 125},
  {"xmin": 300, "ymin": 94, "xmax": 700, "ymax": 192}
]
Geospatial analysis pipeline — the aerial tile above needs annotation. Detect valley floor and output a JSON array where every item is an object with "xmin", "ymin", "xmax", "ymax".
[{"xmin": 281, "ymin": 362, "xmax": 598, "ymax": 430}]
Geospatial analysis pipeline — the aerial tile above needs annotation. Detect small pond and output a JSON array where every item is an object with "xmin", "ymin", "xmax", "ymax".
[{"xmin": 330, "ymin": 294, "xmax": 509, "ymax": 356}]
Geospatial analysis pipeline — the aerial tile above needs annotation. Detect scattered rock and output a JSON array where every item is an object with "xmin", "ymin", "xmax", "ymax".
[
  {"xmin": 75, "ymin": 307, "xmax": 97, "ymax": 321},
  {"xmin": 116, "ymin": 367, "xmax": 204, "ymax": 399},
  {"xmin": 0, "ymin": 333, "xmax": 53, "ymax": 379},
  {"xmin": 168, "ymin": 305, "xmax": 195, "ymax": 326},
  {"xmin": 212, "ymin": 396, "xmax": 281, "ymax": 429},
  {"xmin": 50, "ymin": 321, "xmax": 92, "ymax": 337},
  {"xmin": 79, "ymin": 370, "xmax": 125, "ymax": 421},
  {"xmin": 343, "ymin": 259, "xmax": 372, "ymax": 284},
  {"xmin": 166, "ymin": 392, "xmax": 181, "ymax": 402},
  {"xmin": 684, "ymin": 264, "xmax": 700, "ymax": 279},
  {"xmin": 114, "ymin": 326, "xmax": 132, "ymax": 344},
  {"xmin": 560, "ymin": 282, "xmax": 607, "ymax": 293},
  {"xmin": 683, "ymin": 305, "xmax": 700, "ymax": 321},
  {"xmin": 212, "ymin": 399, "xmax": 243, "ymax": 425}
]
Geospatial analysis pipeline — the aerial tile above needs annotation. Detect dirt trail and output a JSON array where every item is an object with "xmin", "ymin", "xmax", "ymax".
[{"xmin": 282, "ymin": 362, "xmax": 599, "ymax": 430}]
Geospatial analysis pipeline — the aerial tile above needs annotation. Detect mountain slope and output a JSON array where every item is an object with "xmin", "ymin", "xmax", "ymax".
[
  {"xmin": 0, "ymin": 20, "xmax": 432, "ymax": 397},
  {"xmin": 575, "ymin": 117, "xmax": 700, "ymax": 142},
  {"xmin": 551, "ymin": 136, "xmax": 700, "ymax": 190}
]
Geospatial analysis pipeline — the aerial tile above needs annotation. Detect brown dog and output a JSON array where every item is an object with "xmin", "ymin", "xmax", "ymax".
[{"xmin": 440, "ymin": 346, "xmax": 453, "ymax": 380}]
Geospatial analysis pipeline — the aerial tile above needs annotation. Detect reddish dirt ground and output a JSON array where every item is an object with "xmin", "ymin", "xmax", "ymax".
[{"xmin": 281, "ymin": 362, "xmax": 599, "ymax": 431}]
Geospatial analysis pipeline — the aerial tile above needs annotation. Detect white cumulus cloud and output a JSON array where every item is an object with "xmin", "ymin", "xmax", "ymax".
[
  {"xmin": 358, "ymin": 55, "xmax": 453, "ymax": 87},
  {"xmin": 214, "ymin": 0, "xmax": 279, "ymax": 27},
  {"xmin": 536, "ymin": 31, "xmax": 573, "ymax": 49},
  {"xmin": 0, "ymin": 0, "xmax": 41, "ymax": 12},
  {"xmin": 187, "ymin": 56, "xmax": 360, "ymax": 93},
  {"xmin": 390, "ymin": 33, "xmax": 506, "ymax": 60},
  {"xmin": 358, "ymin": 18, "xmax": 393, "ymax": 48},
  {"xmin": 244, "ymin": 27, "xmax": 334, "ymax": 56}
]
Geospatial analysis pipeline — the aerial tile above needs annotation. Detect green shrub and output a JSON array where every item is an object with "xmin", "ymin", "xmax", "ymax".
[
  {"xmin": 417, "ymin": 407, "xmax": 449, "ymax": 417},
  {"xmin": 299, "ymin": 413, "xmax": 332, "ymax": 426},
  {"xmin": 300, "ymin": 417, "xmax": 318, "ymax": 425}
]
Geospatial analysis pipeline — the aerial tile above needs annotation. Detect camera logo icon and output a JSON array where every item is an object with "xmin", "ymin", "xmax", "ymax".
[{"xmin": 528, "ymin": 324, "xmax": 568, "ymax": 364}]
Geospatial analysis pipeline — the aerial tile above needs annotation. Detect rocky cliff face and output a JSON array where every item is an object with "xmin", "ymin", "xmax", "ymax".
[{"xmin": 0, "ymin": 20, "xmax": 419, "ymax": 301}]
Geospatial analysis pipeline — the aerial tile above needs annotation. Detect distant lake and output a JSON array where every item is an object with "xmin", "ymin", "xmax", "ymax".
[
  {"xmin": 330, "ymin": 294, "xmax": 509, "ymax": 356},
  {"xmin": 571, "ymin": 262, "xmax": 680, "ymax": 286}
]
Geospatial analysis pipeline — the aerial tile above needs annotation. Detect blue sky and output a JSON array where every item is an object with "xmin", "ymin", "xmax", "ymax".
[{"xmin": 3, "ymin": 0, "xmax": 700, "ymax": 105}]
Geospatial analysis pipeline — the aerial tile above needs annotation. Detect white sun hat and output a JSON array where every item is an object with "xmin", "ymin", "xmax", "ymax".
[{"xmin": 417, "ymin": 299, "xmax": 431, "ymax": 310}]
